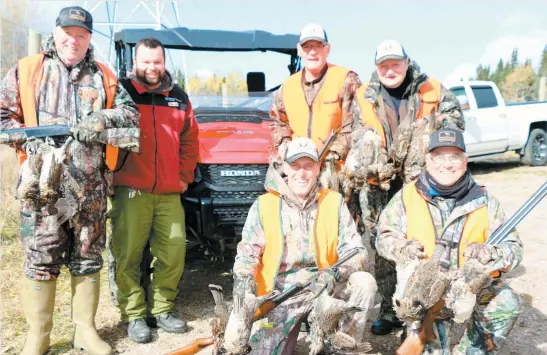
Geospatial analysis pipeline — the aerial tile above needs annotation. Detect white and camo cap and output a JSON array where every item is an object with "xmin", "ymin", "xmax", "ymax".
[
  {"xmin": 299, "ymin": 23, "xmax": 328, "ymax": 45},
  {"xmin": 375, "ymin": 39, "xmax": 408, "ymax": 64},
  {"xmin": 284, "ymin": 137, "xmax": 319, "ymax": 163}
]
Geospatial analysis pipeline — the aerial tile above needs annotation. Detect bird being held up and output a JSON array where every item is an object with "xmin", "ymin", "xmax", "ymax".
[
  {"xmin": 17, "ymin": 137, "xmax": 83, "ymax": 217},
  {"xmin": 307, "ymin": 291, "xmax": 371, "ymax": 355},
  {"xmin": 222, "ymin": 275, "xmax": 278, "ymax": 355},
  {"xmin": 445, "ymin": 256, "xmax": 495, "ymax": 324},
  {"xmin": 338, "ymin": 128, "xmax": 391, "ymax": 198},
  {"xmin": 393, "ymin": 240, "xmax": 452, "ymax": 324},
  {"xmin": 403, "ymin": 109, "xmax": 448, "ymax": 183},
  {"xmin": 209, "ymin": 284, "xmax": 230, "ymax": 353}
]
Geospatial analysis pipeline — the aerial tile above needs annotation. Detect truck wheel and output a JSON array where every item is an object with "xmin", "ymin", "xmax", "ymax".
[{"xmin": 521, "ymin": 128, "xmax": 547, "ymax": 166}]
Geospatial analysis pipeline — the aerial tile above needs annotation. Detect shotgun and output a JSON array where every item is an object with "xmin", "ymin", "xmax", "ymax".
[
  {"xmin": 166, "ymin": 247, "xmax": 362, "ymax": 355},
  {"xmin": 396, "ymin": 179, "xmax": 547, "ymax": 355},
  {"xmin": 318, "ymin": 126, "xmax": 342, "ymax": 164},
  {"xmin": 0, "ymin": 124, "xmax": 140, "ymax": 152}
]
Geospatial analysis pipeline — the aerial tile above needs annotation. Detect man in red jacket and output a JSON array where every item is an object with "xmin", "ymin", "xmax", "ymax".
[{"xmin": 110, "ymin": 37, "xmax": 199, "ymax": 343}]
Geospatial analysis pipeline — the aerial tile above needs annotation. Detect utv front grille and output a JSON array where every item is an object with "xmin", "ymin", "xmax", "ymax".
[
  {"xmin": 199, "ymin": 164, "xmax": 268, "ymax": 185},
  {"xmin": 213, "ymin": 207, "xmax": 251, "ymax": 221},
  {"xmin": 210, "ymin": 190, "xmax": 262, "ymax": 201}
]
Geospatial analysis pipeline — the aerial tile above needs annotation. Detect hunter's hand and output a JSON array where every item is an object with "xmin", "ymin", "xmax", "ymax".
[
  {"xmin": 70, "ymin": 126, "xmax": 98, "ymax": 144},
  {"xmin": 180, "ymin": 180, "xmax": 188, "ymax": 193},
  {"xmin": 310, "ymin": 269, "xmax": 338, "ymax": 297},
  {"xmin": 399, "ymin": 240, "xmax": 426, "ymax": 263},
  {"xmin": 464, "ymin": 243, "xmax": 494, "ymax": 264}
]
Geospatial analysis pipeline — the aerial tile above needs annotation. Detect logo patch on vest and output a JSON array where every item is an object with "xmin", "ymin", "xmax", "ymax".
[{"xmin": 168, "ymin": 101, "xmax": 179, "ymax": 107}]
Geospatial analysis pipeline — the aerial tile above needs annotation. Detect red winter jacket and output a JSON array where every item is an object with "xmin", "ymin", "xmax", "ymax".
[{"xmin": 113, "ymin": 77, "xmax": 199, "ymax": 194}]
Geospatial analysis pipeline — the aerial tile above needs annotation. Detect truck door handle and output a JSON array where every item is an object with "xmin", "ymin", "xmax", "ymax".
[
  {"xmin": 466, "ymin": 116, "xmax": 476, "ymax": 122},
  {"xmin": 499, "ymin": 113, "xmax": 507, "ymax": 119}
]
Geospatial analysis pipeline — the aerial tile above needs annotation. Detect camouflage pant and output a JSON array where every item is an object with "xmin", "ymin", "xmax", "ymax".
[
  {"xmin": 452, "ymin": 280, "xmax": 521, "ymax": 355},
  {"xmin": 415, "ymin": 280, "xmax": 520, "ymax": 355},
  {"xmin": 19, "ymin": 188, "xmax": 107, "ymax": 281},
  {"xmin": 359, "ymin": 184, "xmax": 398, "ymax": 323},
  {"xmin": 248, "ymin": 272, "xmax": 377, "ymax": 355}
]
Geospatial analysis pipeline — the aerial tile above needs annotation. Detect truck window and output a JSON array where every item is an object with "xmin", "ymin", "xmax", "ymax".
[
  {"xmin": 471, "ymin": 86, "xmax": 498, "ymax": 108},
  {"xmin": 450, "ymin": 86, "xmax": 470, "ymax": 110}
]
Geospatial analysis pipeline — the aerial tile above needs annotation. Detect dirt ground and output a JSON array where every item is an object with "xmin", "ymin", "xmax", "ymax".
[{"xmin": 1, "ymin": 157, "xmax": 546, "ymax": 355}]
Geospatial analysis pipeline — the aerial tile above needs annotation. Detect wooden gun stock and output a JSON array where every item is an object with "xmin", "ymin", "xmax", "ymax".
[
  {"xmin": 166, "ymin": 337, "xmax": 215, "ymax": 355},
  {"xmin": 396, "ymin": 299, "xmax": 446, "ymax": 355},
  {"xmin": 166, "ymin": 248, "xmax": 361, "ymax": 355}
]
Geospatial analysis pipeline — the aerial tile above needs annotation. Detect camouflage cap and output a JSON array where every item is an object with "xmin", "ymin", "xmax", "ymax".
[
  {"xmin": 375, "ymin": 39, "xmax": 407, "ymax": 65},
  {"xmin": 429, "ymin": 128, "xmax": 466, "ymax": 152},
  {"xmin": 285, "ymin": 137, "xmax": 319, "ymax": 163}
]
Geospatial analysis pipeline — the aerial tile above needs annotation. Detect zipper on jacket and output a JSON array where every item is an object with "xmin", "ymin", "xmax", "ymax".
[
  {"xmin": 151, "ymin": 94, "xmax": 159, "ymax": 193},
  {"xmin": 307, "ymin": 104, "xmax": 313, "ymax": 138}
]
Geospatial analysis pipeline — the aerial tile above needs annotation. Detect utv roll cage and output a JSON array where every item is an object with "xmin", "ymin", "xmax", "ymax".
[{"xmin": 114, "ymin": 26, "xmax": 301, "ymax": 82}]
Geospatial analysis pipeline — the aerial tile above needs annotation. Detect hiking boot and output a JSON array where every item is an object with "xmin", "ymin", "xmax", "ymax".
[
  {"xmin": 127, "ymin": 319, "xmax": 151, "ymax": 343},
  {"xmin": 370, "ymin": 319, "xmax": 404, "ymax": 336},
  {"xmin": 147, "ymin": 312, "xmax": 187, "ymax": 333}
]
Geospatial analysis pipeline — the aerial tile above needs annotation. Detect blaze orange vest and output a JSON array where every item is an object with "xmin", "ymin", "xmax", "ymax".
[
  {"xmin": 17, "ymin": 53, "xmax": 120, "ymax": 171},
  {"xmin": 402, "ymin": 181, "xmax": 500, "ymax": 277},
  {"xmin": 282, "ymin": 65, "xmax": 349, "ymax": 150},
  {"xmin": 356, "ymin": 78, "xmax": 441, "ymax": 148},
  {"xmin": 256, "ymin": 189, "xmax": 342, "ymax": 296}
]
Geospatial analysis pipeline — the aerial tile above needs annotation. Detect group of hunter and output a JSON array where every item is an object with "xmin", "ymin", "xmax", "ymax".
[{"xmin": 0, "ymin": 6, "xmax": 522, "ymax": 355}]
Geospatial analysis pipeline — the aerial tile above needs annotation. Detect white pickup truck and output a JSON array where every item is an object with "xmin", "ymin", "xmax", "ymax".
[{"xmin": 445, "ymin": 80, "xmax": 547, "ymax": 165}]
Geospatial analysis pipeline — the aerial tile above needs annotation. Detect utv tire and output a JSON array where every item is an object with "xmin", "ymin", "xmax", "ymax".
[{"xmin": 521, "ymin": 128, "xmax": 547, "ymax": 166}]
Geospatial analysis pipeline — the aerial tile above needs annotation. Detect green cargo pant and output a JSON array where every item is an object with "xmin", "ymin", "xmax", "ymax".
[{"xmin": 110, "ymin": 187, "xmax": 186, "ymax": 322}]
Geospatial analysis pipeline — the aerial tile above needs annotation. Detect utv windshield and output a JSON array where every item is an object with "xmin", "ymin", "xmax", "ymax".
[{"xmin": 114, "ymin": 26, "xmax": 299, "ymax": 112}]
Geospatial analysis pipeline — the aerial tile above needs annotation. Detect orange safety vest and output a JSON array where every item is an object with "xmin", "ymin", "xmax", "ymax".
[
  {"xmin": 256, "ymin": 189, "xmax": 342, "ymax": 296},
  {"xmin": 356, "ymin": 78, "xmax": 441, "ymax": 148},
  {"xmin": 17, "ymin": 53, "xmax": 120, "ymax": 171},
  {"xmin": 402, "ymin": 181, "xmax": 501, "ymax": 277},
  {"xmin": 282, "ymin": 65, "xmax": 349, "ymax": 150}
]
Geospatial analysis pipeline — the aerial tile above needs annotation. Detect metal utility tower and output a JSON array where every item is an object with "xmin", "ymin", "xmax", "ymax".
[{"xmin": 80, "ymin": 0, "xmax": 186, "ymax": 79}]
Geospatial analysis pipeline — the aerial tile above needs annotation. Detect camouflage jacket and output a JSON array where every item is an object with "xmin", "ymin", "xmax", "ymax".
[
  {"xmin": 269, "ymin": 68, "xmax": 361, "ymax": 158},
  {"xmin": 0, "ymin": 34, "xmax": 139, "ymax": 192},
  {"xmin": 352, "ymin": 61, "xmax": 464, "ymax": 148},
  {"xmin": 376, "ymin": 172, "xmax": 523, "ymax": 273},
  {"xmin": 233, "ymin": 166, "xmax": 367, "ymax": 293}
]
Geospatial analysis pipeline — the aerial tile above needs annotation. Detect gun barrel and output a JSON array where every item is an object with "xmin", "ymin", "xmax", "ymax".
[
  {"xmin": 0, "ymin": 125, "xmax": 71, "ymax": 144},
  {"xmin": 487, "ymin": 180, "xmax": 547, "ymax": 246}
]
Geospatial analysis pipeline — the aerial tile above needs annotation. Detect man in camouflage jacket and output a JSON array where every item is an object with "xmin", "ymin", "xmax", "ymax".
[
  {"xmin": 349, "ymin": 39, "xmax": 464, "ymax": 335},
  {"xmin": 0, "ymin": 6, "xmax": 139, "ymax": 355},
  {"xmin": 221, "ymin": 137, "xmax": 377, "ymax": 355},
  {"xmin": 376, "ymin": 127, "xmax": 522, "ymax": 354}
]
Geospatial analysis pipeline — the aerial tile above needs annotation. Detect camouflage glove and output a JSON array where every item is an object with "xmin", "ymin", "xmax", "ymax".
[
  {"xmin": 398, "ymin": 240, "xmax": 426, "ymax": 263},
  {"xmin": 310, "ymin": 268, "xmax": 339, "ymax": 297},
  {"xmin": 464, "ymin": 243, "xmax": 498, "ymax": 264},
  {"xmin": 70, "ymin": 126, "xmax": 99, "ymax": 144}
]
